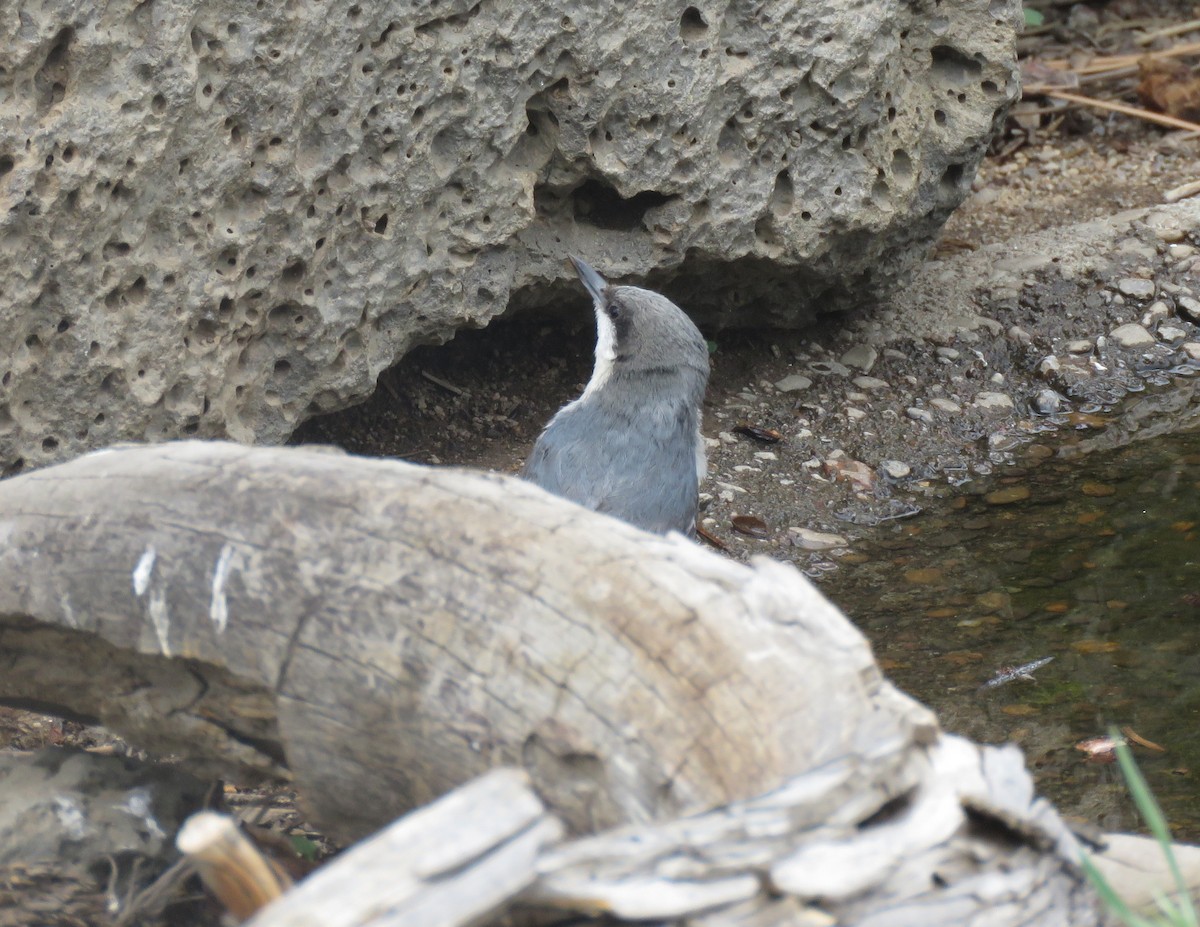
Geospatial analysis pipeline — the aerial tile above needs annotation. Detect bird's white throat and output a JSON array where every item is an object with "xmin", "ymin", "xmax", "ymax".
[{"xmin": 581, "ymin": 305, "xmax": 617, "ymax": 398}]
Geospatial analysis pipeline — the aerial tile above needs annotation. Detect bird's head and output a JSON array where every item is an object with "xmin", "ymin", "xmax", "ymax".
[{"xmin": 570, "ymin": 257, "xmax": 709, "ymax": 387}]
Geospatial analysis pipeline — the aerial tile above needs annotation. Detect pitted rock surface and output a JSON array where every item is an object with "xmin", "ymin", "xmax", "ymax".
[{"xmin": 0, "ymin": 0, "xmax": 1020, "ymax": 473}]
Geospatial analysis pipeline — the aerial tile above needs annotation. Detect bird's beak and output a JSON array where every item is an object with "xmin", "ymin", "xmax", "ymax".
[{"xmin": 569, "ymin": 256, "xmax": 608, "ymax": 304}]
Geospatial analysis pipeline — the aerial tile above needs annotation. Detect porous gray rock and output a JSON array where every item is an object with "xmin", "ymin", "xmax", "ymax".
[{"xmin": 0, "ymin": 0, "xmax": 1021, "ymax": 473}]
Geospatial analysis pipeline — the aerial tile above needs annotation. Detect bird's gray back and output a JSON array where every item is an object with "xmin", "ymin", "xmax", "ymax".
[{"xmin": 522, "ymin": 380, "xmax": 701, "ymax": 536}]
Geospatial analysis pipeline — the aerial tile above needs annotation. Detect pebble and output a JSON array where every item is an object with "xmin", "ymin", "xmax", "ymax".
[
  {"xmin": 846, "ymin": 391, "xmax": 868, "ymax": 402},
  {"xmin": 1158, "ymin": 325, "xmax": 1188, "ymax": 344},
  {"xmin": 774, "ymin": 374, "xmax": 812, "ymax": 392},
  {"xmin": 1183, "ymin": 342, "xmax": 1200, "ymax": 361},
  {"xmin": 809, "ymin": 360, "xmax": 850, "ymax": 376},
  {"xmin": 906, "ymin": 407, "xmax": 934, "ymax": 424},
  {"xmin": 881, "ymin": 459, "xmax": 911, "ymax": 479},
  {"xmin": 1007, "ymin": 325, "xmax": 1033, "ymax": 346},
  {"xmin": 1037, "ymin": 355, "xmax": 1061, "ymax": 376},
  {"xmin": 1153, "ymin": 227, "xmax": 1186, "ymax": 242},
  {"xmin": 882, "ymin": 348, "xmax": 907, "ymax": 361},
  {"xmin": 840, "ymin": 345, "xmax": 878, "ymax": 372},
  {"xmin": 1169, "ymin": 243, "xmax": 1196, "ymax": 260},
  {"xmin": 985, "ymin": 485, "xmax": 1031, "ymax": 505},
  {"xmin": 1034, "ymin": 389, "xmax": 1065, "ymax": 414},
  {"xmin": 852, "ymin": 375, "xmax": 889, "ymax": 391},
  {"xmin": 846, "ymin": 407, "xmax": 866, "ymax": 421},
  {"xmin": 930, "ymin": 398, "xmax": 961, "ymax": 413},
  {"xmin": 1109, "ymin": 323, "xmax": 1156, "ymax": 348},
  {"xmin": 935, "ymin": 347, "xmax": 960, "ymax": 361},
  {"xmin": 974, "ymin": 391, "xmax": 1014, "ymax": 411},
  {"xmin": 1141, "ymin": 302, "xmax": 1171, "ymax": 326},
  {"xmin": 1066, "ymin": 340, "xmax": 1093, "ymax": 354},
  {"xmin": 1179, "ymin": 296, "xmax": 1200, "ymax": 322},
  {"xmin": 754, "ymin": 451, "xmax": 777, "ymax": 461},
  {"xmin": 1116, "ymin": 278, "xmax": 1155, "ymax": 299},
  {"xmin": 718, "ymin": 431, "xmax": 738, "ymax": 444},
  {"xmin": 789, "ymin": 527, "xmax": 849, "ymax": 551}
]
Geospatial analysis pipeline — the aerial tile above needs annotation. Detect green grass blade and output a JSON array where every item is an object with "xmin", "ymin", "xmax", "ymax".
[{"xmin": 1081, "ymin": 851, "xmax": 1156, "ymax": 927}]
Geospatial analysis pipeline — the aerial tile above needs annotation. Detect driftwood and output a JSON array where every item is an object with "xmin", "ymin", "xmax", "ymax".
[
  {"xmin": 0, "ymin": 440, "xmax": 1169, "ymax": 923},
  {"xmin": 0, "ymin": 441, "xmax": 932, "ymax": 841}
]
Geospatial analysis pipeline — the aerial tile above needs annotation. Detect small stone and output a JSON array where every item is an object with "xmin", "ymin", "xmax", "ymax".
[
  {"xmin": 935, "ymin": 347, "xmax": 960, "ymax": 361},
  {"xmin": 1109, "ymin": 323, "xmax": 1156, "ymax": 348},
  {"xmin": 974, "ymin": 391, "xmax": 1014, "ymax": 411},
  {"xmin": 704, "ymin": 436, "xmax": 720, "ymax": 449},
  {"xmin": 1158, "ymin": 325, "xmax": 1187, "ymax": 344},
  {"xmin": 1037, "ymin": 355, "xmax": 1061, "ymax": 377},
  {"xmin": 882, "ymin": 348, "xmax": 907, "ymax": 361},
  {"xmin": 719, "ymin": 431, "xmax": 738, "ymax": 444},
  {"xmin": 846, "ymin": 407, "xmax": 866, "ymax": 421},
  {"xmin": 1179, "ymin": 296, "xmax": 1200, "ymax": 322},
  {"xmin": 845, "ymin": 391, "xmax": 868, "ymax": 402},
  {"xmin": 788, "ymin": 527, "xmax": 849, "ymax": 551},
  {"xmin": 989, "ymin": 372, "xmax": 1005, "ymax": 384},
  {"xmin": 852, "ymin": 375, "xmax": 889, "ymax": 391},
  {"xmin": 840, "ymin": 344, "xmax": 878, "ymax": 372},
  {"xmin": 1182, "ymin": 342, "xmax": 1200, "ymax": 361},
  {"xmin": 1007, "ymin": 325, "xmax": 1033, "ymax": 346},
  {"xmin": 1034, "ymin": 389, "xmax": 1065, "ymax": 414},
  {"xmin": 809, "ymin": 360, "xmax": 850, "ymax": 376},
  {"xmin": 1117, "ymin": 278, "xmax": 1155, "ymax": 299},
  {"xmin": 881, "ymin": 459, "xmax": 911, "ymax": 479},
  {"xmin": 1154, "ymin": 227, "xmax": 1186, "ymax": 242},
  {"xmin": 753, "ymin": 451, "xmax": 777, "ymax": 461},
  {"xmin": 1066, "ymin": 340, "xmax": 1093, "ymax": 354},
  {"xmin": 930, "ymin": 398, "xmax": 961, "ymax": 413},
  {"xmin": 1169, "ymin": 243, "xmax": 1196, "ymax": 260},
  {"xmin": 985, "ymin": 485, "xmax": 1031, "ymax": 505},
  {"xmin": 774, "ymin": 374, "xmax": 812, "ymax": 392},
  {"xmin": 1142, "ymin": 303, "xmax": 1171, "ymax": 327},
  {"xmin": 906, "ymin": 407, "xmax": 934, "ymax": 424}
]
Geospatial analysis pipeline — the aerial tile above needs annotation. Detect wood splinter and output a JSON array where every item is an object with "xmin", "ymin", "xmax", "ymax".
[{"xmin": 176, "ymin": 811, "xmax": 294, "ymax": 922}]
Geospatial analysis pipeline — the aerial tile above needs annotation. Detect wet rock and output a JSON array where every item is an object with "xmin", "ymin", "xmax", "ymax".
[
  {"xmin": 809, "ymin": 360, "xmax": 851, "ymax": 377},
  {"xmin": 973, "ymin": 391, "xmax": 1014, "ymax": 411},
  {"xmin": 789, "ymin": 527, "xmax": 849, "ymax": 551},
  {"xmin": 823, "ymin": 452, "xmax": 874, "ymax": 490},
  {"xmin": 1034, "ymin": 389, "xmax": 1066, "ymax": 414},
  {"xmin": 1158, "ymin": 325, "xmax": 1188, "ymax": 344},
  {"xmin": 1117, "ymin": 278, "xmax": 1156, "ymax": 299},
  {"xmin": 1109, "ymin": 323, "xmax": 1156, "ymax": 348},
  {"xmin": 1182, "ymin": 342, "xmax": 1200, "ymax": 361},
  {"xmin": 1179, "ymin": 296, "xmax": 1200, "ymax": 322},
  {"xmin": 774, "ymin": 374, "xmax": 813, "ymax": 393},
  {"xmin": 985, "ymin": 485, "xmax": 1031, "ymax": 505},
  {"xmin": 1037, "ymin": 355, "xmax": 1061, "ymax": 377},
  {"xmin": 906, "ymin": 407, "xmax": 935, "ymax": 424},
  {"xmin": 840, "ymin": 345, "xmax": 878, "ymax": 372}
]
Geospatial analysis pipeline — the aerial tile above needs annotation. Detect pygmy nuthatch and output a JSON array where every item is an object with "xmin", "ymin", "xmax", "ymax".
[{"xmin": 522, "ymin": 257, "xmax": 710, "ymax": 537}]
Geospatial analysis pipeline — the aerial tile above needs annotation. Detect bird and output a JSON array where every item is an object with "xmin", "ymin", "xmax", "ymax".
[{"xmin": 522, "ymin": 257, "xmax": 710, "ymax": 537}]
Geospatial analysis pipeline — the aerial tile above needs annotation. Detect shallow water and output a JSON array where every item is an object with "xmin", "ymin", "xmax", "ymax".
[{"xmin": 819, "ymin": 400, "xmax": 1200, "ymax": 840}]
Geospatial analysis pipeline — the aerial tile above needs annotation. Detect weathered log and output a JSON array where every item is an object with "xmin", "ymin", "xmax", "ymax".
[
  {"xmin": 238, "ymin": 756, "xmax": 1110, "ymax": 927},
  {"xmin": 245, "ymin": 769, "xmax": 561, "ymax": 927},
  {"xmin": 0, "ymin": 441, "xmax": 934, "ymax": 842}
]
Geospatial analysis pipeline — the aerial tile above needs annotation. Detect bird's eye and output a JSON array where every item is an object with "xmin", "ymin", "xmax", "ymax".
[{"xmin": 606, "ymin": 301, "xmax": 621, "ymax": 320}]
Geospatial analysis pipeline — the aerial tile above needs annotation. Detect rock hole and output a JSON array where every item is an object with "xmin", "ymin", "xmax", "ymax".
[
  {"xmin": 680, "ymin": 6, "xmax": 708, "ymax": 41},
  {"xmin": 0, "ymin": 155, "xmax": 12, "ymax": 176},
  {"xmin": 273, "ymin": 358, "xmax": 292, "ymax": 376},
  {"xmin": 930, "ymin": 44, "xmax": 982, "ymax": 87},
  {"xmin": 892, "ymin": 149, "xmax": 912, "ymax": 180},
  {"xmin": 94, "ymin": 412, "xmax": 105, "ymax": 424},
  {"xmin": 183, "ymin": 422, "xmax": 199, "ymax": 434},
  {"xmin": 940, "ymin": 162, "xmax": 965, "ymax": 193},
  {"xmin": 801, "ymin": 210, "xmax": 812, "ymax": 220},
  {"xmin": 56, "ymin": 319, "xmax": 70, "ymax": 333},
  {"xmin": 374, "ymin": 213, "xmax": 389, "ymax": 234},
  {"xmin": 218, "ymin": 296, "xmax": 234, "ymax": 317},
  {"xmin": 769, "ymin": 169, "xmax": 793, "ymax": 214},
  {"xmin": 42, "ymin": 436, "xmax": 59, "ymax": 452},
  {"xmin": 283, "ymin": 260, "xmax": 307, "ymax": 283},
  {"xmin": 934, "ymin": 109, "xmax": 947, "ymax": 125},
  {"xmin": 35, "ymin": 27, "xmax": 73, "ymax": 110},
  {"xmin": 564, "ymin": 178, "xmax": 673, "ymax": 231},
  {"xmin": 102, "ymin": 240, "xmax": 131, "ymax": 260}
]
